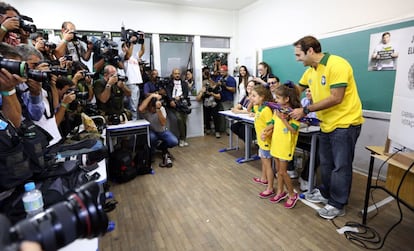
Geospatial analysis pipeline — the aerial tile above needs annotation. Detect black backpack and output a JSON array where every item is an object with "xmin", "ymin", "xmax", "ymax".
[
  {"xmin": 134, "ymin": 139, "xmax": 153, "ymax": 175},
  {"xmin": 108, "ymin": 149, "xmax": 137, "ymax": 183}
]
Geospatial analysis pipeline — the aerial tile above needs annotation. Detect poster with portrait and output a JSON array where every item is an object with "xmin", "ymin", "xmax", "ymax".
[
  {"xmin": 368, "ymin": 29, "xmax": 403, "ymax": 71},
  {"xmin": 388, "ymin": 26, "xmax": 414, "ymax": 150}
]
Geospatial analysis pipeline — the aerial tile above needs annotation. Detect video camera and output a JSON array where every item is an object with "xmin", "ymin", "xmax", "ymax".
[
  {"xmin": 93, "ymin": 35, "xmax": 120, "ymax": 65},
  {"xmin": 121, "ymin": 26, "xmax": 144, "ymax": 45},
  {"xmin": 0, "ymin": 182, "xmax": 108, "ymax": 251},
  {"xmin": 0, "ymin": 56, "xmax": 28, "ymax": 78},
  {"xmin": 156, "ymin": 77, "xmax": 170, "ymax": 89}
]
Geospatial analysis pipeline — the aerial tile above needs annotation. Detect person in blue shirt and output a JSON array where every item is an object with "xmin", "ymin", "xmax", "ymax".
[
  {"xmin": 0, "ymin": 42, "xmax": 45, "ymax": 121},
  {"xmin": 217, "ymin": 64, "xmax": 236, "ymax": 134}
]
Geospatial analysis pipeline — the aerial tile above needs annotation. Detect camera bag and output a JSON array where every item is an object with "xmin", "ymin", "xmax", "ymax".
[{"xmin": 108, "ymin": 149, "xmax": 137, "ymax": 183}]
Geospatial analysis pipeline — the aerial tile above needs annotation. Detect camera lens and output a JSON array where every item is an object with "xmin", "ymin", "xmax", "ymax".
[
  {"xmin": 9, "ymin": 182, "xmax": 108, "ymax": 251},
  {"xmin": 0, "ymin": 57, "xmax": 28, "ymax": 78},
  {"xmin": 27, "ymin": 69, "xmax": 49, "ymax": 82}
]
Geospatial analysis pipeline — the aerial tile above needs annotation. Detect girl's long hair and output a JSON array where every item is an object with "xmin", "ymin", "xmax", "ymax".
[{"xmin": 275, "ymin": 83, "xmax": 301, "ymax": 109}]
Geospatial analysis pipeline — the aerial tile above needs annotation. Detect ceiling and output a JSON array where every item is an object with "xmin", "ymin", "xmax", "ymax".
[{"xmin": 128, "ymin": 0, "xmax": 259, "ymax": 10}]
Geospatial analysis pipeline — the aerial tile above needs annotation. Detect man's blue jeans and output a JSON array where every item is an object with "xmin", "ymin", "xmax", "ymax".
[
  {"xmin": 318, "ymin": 125, "xmax": 361, "ymax": 209},
  {"xmin": 149, "ymin": 130, "xmax": 178, "ymax": 152}
]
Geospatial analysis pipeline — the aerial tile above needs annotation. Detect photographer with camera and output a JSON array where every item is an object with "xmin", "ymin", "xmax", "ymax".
[
  {"xmin": 0, "ymin": 3, "xmax": 32, "ymax": 46},
  {"xmin": 51, "ymin": 21, "xmax": 93, "ymax": 68},
  {"xmin": 94, "ymin": 65, "xmax": 131, "ymax": 121},
  {"xmin": 143, "ymin": 69, "xmax": 168, "ymax": 98},
  {"xmin": 139, "ymin": 93, "xmax": 178, "ymax": 168},
  {"xmin": 121, "ymin": 32, "xmax": 145, "ymax": 120},
  {"xmin": 166, "ymin": 68, "xmax": 190, "ymax": 147},
  {"xmin": 217, "ymin": 64, "xmax": 236, "ymax": 134},
  {"xmin": 17, "ymin": 44, "xmax": 76, "ymax": 146},
  {"xmin": 30, "ymin": 32, "xmax": 57, "ymax": 65},
  {"xmin": 197, "ymin": 66, "xmax": 223, "ymax": 138}
]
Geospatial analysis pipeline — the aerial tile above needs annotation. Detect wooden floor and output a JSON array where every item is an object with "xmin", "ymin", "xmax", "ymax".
[{"xmin": 99, "ymin": 135, "xmax": 414, "ymax": 251}]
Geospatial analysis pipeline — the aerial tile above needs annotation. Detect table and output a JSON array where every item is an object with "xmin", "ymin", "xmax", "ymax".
[
  {"xmin": 362, "ymin": 146, "xmax": 414, "ymax": 224},
  {"xmin": 297, "ymin": 125, "xmax": 320, "ymax": 193},
  {"xmin": 218, "ymin": 110, "xmax": 320, "ymax": 179},
  {"xmin": 105, "ymin": 119, "xmax": 151, "ymax": 153},
  {"xmin": 218, "ymin": 110, "xmax": 259, "ymax": 163}
]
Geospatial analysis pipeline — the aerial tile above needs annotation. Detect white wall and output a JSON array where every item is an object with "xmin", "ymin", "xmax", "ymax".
[
  {"xmin": 7, "ymin": 0, "xmax": 237, "ymax": 36},
  {"xmin": 237, "ymin": 0, "xmax": 414, "ymax": 74}
]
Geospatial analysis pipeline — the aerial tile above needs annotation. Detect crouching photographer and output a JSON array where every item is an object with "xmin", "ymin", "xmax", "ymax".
[{"xmin": 0, "ymin": 182, "xmax": 109, "ymax": 251}]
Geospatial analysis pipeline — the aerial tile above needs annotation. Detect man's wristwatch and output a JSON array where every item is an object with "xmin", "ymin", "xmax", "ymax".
[{"xmin": 303, "ymin": 106, "xmax": 310, "ymax": 115}]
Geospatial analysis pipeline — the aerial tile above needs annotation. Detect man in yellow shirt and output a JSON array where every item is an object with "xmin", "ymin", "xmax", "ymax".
[{"xmin": 290, "ymin": 36, "xmax": 364, "ymax": 219}]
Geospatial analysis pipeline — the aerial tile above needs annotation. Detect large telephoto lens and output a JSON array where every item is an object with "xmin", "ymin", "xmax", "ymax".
[
  {"xmin": 0, "ymin": 57, "xmax": 28, "ymax": 78},
  {"xmin": 9, "ymin": 182, "xmax": 108, "ymax": 251}
]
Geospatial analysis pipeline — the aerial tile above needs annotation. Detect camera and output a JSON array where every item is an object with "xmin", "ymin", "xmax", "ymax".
[
  {"xmin": 27, "ymin": 67, "xmax": 68, "ymax": 83},
  {"xmin": 44, "ymin": 42, "xmax": 56, "ymax": 50},
  {"xmin": 93, "ymin": 36, "xmax": 120, "ymax": 65},
  {"xmin": 64, "ymin": 55, "xmax": 73, "ymax": 61},
  {"xmin": 156, "ymin": 77, "xmax": 170, "ymax": 89},
  {"xmin": 0, "ymin": 182, "xmax": 108, "ymax": 251},
  {"xmin": 117, "ymin": 74, "xmax": 128, "ymax": 82},
  {"xmin": 121, "ymin": 26, "xmax": 145, "ymax": 45},
  {"xmin": 19, "ymin": 15, "xmax": 37, "ymax": 33},
  {"xmin": 0, "ymin": 56, "xmax": 28, "ymax": 78},
  {"xmin": 71, "ymin": 32, "xmax": 88, "ymax": 44},
  {"xmin": 81, "ymin": 71, "xmax": 96, "ymax": 78}
]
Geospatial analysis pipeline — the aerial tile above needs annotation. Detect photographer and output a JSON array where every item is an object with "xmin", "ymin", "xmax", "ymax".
[
  {"xmin": 143, "ymin": 69, "xmax": 168, "ymax": 98},
  {"xmin": 121, "ymin": 33, "xmax": 145, "ymax": 120},
  {"xmin": 30, "ymin": 32, "xmax": 57, "ymax": 64},
  {"xmin": 0, "ymin": 42, "xmax": 45, "ymax": 123},
  {"xmin": 139, "ymin": 93, "xmax": 178, "ymax": 168},
  {"xmin": 0, "ymin": 3, "xmax": 30, "ymax": 46},
  {"xmin": 51, "ymin": 21, "xmax": 93, "ymax": 66},
  {"xmin": 217, "ymin": 64, "xmax": 236, "ymax": 134},
  {"xmin": 166, "ymin": 68, "xmax": 190, "ymax": 147},
  {"xmin": 17, "ymin": 44, "xmax": 75, "ymax": 147},
  {"xmin": 196, "ymin": 66, "xmax": 222, "ymax": 138},
  {"xmin": 94, "ymin": 65, "xmax": 131, "ymax": 119}
]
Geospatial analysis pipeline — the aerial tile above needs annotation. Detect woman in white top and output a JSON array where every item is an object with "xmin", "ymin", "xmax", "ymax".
[{"xmin": 237, "ymin": 65, "xmax": 253, "ymax": 102}]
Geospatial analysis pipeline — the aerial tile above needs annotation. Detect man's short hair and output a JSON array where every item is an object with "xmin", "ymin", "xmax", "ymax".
[
  {"xmin": 15, "ymin": 44, "xmax": 44, "ymax": 61},
  {"xmin": 293, "ymin": 36, "xmax": 322, "ymax": 54},
  {"xmin": 0, "ymin": 42, "xmax": 22, "ymax": 60}
]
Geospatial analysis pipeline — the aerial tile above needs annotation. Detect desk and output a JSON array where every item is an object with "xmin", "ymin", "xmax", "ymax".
[
  {"xmin": 218, "ymin": 110, "xmax": 320, "ymax": 174},
  {"xmin": 298, "ymin": 125, "xmax": 320, "ymax": 193},
  {"xmin": 362, "ymin": 146, "xmax": 414, "ymax": 224},
  {"xmin": 106, "ymin": 119, "xmax": 150, "ymax": 153},
  {"xmin": 218, "ymin": 110, "xmax": 259, "ymax": 163}
]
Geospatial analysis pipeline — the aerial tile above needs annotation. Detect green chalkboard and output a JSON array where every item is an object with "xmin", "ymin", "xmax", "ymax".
[{"xmin": 263, "ymin": 19, "xmax": 414, "ymax": 112}]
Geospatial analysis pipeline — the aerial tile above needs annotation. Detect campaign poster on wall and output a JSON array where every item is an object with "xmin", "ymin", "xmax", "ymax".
[
  {"xmin": 388, "ymin": 26, "xmax": 414, "ymax": 150},
  {"xmin": 368, "ymin": 29, "xmax": 402, "ymax": 71}
]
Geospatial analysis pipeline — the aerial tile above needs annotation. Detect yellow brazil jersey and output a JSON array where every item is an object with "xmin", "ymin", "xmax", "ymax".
[
  {"xmin": 298, "ymin": 53, "xmax": 364, "ymax": 133},
  {"xmin": 270, "ymin": 114, "xmax": 300, "ymax": 161},
  {"xmin": 252, "ymin": 105, "xmax": 273, "ymax": 150}
]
